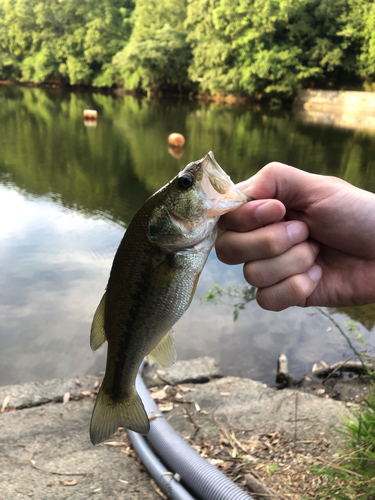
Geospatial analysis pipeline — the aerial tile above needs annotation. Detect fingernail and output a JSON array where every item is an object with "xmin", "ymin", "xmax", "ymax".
[
  {"xmin": 309, "ymin": 241, "xmax": 320, "ymax": 256},
  {"xmin": 307, "ymin": 264, "xmax": 322, "ymax": 283},
  {"xmin": 286, "ymin": 221, "xmax": 305, "ymax": 245}
]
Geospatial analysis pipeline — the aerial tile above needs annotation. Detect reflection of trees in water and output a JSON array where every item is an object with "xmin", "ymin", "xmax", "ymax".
[
  {"xmin": 1, "ymin": 86, "xmax": 375, "ymax": 228},
  {"xmin": 331, "ymin": 304, "xmax": 375, "ymax": 332}
]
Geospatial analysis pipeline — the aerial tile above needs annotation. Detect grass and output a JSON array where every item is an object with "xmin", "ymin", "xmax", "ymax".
[{"xmin": 309, "ymin": 386, "xmax": 375, "ymax": 500}]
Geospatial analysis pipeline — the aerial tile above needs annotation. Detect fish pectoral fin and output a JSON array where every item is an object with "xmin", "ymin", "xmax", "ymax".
[
  {"xmin": 90, "ymin": 386, "xmax": 150, "ymax": 445},
  {"xmin": 90, "ymin": 293, "xmax": 107, "ymax": 351},
  {"xmin": 148, "ymin": 329, "xmax": 177, "ymax": 368}
]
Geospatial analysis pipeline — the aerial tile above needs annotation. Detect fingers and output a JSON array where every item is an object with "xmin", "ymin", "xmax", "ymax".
[
  {"xmin": 256, "ymin": 264, "xmax": 322, "ymax": 311},
  {"xmin": 216, "ymin": 220, "xmax": 309, "ymax": 265},
  {"xmin": 218, "ymin": 199, "xmax": 286, "ymax": 232},
  {"xmin": 243, "ymin": 241, "xmax": 319, "ymax": 288}
]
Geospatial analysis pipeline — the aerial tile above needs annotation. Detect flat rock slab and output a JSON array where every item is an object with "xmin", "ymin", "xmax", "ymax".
[
  {"xmin": 0, "ymin": 375, "xmax": 101, "ymax": 409},
  {"xmin": 0, "ymin": 398, "xmax": 159, "ymax": 500},
  {"xmin": 144, "ymin": 356, "xmax": 222, "ymax": 386},
  {"xmin": 167, "ymin": 376, "xmax": 351, "ymax": 448}
]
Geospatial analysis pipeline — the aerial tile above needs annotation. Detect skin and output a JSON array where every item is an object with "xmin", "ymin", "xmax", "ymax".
[{"xmin": 215, "ymin": 162, "xmax": 375, "ymax": 311}]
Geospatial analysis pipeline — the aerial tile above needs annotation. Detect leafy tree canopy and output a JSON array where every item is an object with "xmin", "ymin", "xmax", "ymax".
[{"xmin": 0, "ymin": 0, "xmax": 374, "ymax": 97}]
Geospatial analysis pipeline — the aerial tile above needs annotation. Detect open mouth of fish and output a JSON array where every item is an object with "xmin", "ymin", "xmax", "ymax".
[{"xmin": 199, "ymin": 151, "xmax": 252, "ymax": 217}]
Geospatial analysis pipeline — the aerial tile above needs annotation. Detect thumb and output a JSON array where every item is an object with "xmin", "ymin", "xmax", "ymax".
[{"xmin": 238, "ymin": 162, "xmax": 323, "ymax": 208}]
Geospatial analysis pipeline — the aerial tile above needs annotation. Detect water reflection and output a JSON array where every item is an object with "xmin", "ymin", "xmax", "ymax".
[{"xmin": 1, "ymin": 86, "xmax": 375, "ymax": 386}]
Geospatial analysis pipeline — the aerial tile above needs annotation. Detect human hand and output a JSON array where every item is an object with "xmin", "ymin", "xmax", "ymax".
[{"xmin": 215, "ymin": 162, "xmax": 375, "ymax": 311}]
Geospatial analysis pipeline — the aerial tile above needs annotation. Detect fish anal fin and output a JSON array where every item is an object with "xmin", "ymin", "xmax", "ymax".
[
  {"xmin": 90, "ymin": 293, "xmax": 107, "ymax": 351},
  {"xmin": 149, "ymin": 329, "xmax": 177, "ymax": 368},
  {"xmin": 90, "ymin": 386, "xmax": 149, "ymax": 445}
]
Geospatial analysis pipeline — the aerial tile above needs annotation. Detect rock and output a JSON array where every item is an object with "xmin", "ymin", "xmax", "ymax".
[
  {"xmin": 0, "ymin": 375, "xmax": 101, "ymax": 409},
  {"xmin": 0, "ymin": 398, "xmax": 159, "ymax": 500},
  {"xmin": 167, "ymin": 376, "xmax": 351, "ymax": 448},
  {"xmin": 245, "ymin": 473, "xmax": 275, "ymax": 499},
  {"xmin": 143, "ymin": 356, "xmax": 222, "ymax": 386},
  {"xmin": 0, "ymin": 358, "xmax": 355, "ymax": 500}
]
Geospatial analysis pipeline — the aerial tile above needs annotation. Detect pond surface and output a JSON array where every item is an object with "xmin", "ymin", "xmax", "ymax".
[{"xmin": 1, "ymin": 85, "xmax": 375, "ymax": 386}]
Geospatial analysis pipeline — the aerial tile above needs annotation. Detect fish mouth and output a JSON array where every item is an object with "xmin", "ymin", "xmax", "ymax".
[{"xmin": 199, "ymin": 152, "xmax": 252, "ymax": 217}]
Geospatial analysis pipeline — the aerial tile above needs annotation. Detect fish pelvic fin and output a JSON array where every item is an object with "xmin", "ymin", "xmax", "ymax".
[
  {"xmin": 90, "ymin": 385, "xmax": 150, "ymax": 445},
  {"xmin": 90, "ymin": 293, "xmax": 107, "ymax": 351},
  {"xmin": 148, "ymin": 329, "xmax": 177, "ymax": 368}
]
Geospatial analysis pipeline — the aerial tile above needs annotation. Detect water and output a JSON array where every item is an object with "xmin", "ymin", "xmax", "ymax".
[{"xmin": 1, "ymin": 85, "xmax": 375, "ymax": 386}]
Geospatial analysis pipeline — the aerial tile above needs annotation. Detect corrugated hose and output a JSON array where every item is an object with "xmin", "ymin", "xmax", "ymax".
[{"xmin": 127, "ymin": 367, "xmax": 253, "ymax": 500}]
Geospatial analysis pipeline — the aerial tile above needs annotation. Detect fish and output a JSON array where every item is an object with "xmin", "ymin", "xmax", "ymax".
[{"xmin": 89, "ymin": 151, "xmax": 251, "ymax": 445}]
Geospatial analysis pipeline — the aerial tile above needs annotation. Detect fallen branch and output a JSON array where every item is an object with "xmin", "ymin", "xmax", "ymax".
[
  {"xmin": 322, "ymin": 357, "xmax": 353, "ymax": 382},
  {"xmin": 30, "ymin": 459, "xmax": 93, "ymax": 476},
  {"xmin": 313, "ymin": 360, "xmax": 374, "ymax": 378},
  {"xmin": 314, "ymin": 307, "xmax": 371, "ymax": 375}
]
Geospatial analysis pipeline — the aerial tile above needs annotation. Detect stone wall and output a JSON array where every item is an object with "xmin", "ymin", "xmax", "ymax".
[
  {"xmin": 293, "ymin": 89, "xmax": 375, "ymax": 131},
  {"xmin": 294, "ymin": 89, "xmax": 375, "ymax": 114}
]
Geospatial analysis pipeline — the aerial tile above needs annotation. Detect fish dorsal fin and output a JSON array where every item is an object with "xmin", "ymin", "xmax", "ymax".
[
  {"xmin": 149, "ymin": 329, "xmax": 177, "ymax": 368},
  {"xmin": 90, "ymin": 293, "xmax": 107, "ymax": 351}
]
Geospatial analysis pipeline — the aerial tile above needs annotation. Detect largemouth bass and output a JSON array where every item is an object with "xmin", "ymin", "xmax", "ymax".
[{"xmin": 90, "ymin": 152, "xmax": 250, "ymax": 445}]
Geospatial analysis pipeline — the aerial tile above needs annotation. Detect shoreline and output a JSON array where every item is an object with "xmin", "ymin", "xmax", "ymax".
[
  {"xmin": 0, "ymin": 357, "xmax": 369, "ymax": 499},
  {"xmin": 2, "ymin": 79, "xmax": 375, "ymax": 109}
]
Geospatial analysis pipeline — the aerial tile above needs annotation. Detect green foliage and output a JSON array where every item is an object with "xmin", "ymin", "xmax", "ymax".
[
  {"xmin": 312, "ymin": 386, "xmax": 375, "ymax": 499},
  {"xmin": 0, "ymin": 0, "xmax": 134, "ymax": 85},
  {"xmin": 186, "ymin": 0, "xmax": 366, "ymax": 98},
  {"xmin": 268, "ymin": 464, "xmax": 280, "ymax": 476},
  {"xmin": 112, "ymin": 0, "xmax": 191, "ymax": 92},
  {"xmin": 113, "ymin": 27, "xmax": 192, "ymax": 92},
  {"xmin": 200, "ymin": 284, "xmax": 257, "ymax": 322},
  {"xmin": 1, "ymin": 0, "xmax": 375, "ymax": 96}
]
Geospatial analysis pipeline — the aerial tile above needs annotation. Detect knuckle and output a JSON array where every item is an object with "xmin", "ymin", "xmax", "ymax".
[
  {"xmin": 256, "ymin": 272, "xmax": 316, "ymax": 312},
  {"xmin": 256, "ymin": 288, "xmax": 284, "ymax": 312},
  {"xmin": 262, "ymin": 233, "xmax": 285, "ymax": 257},
  {"xmin": 244, "ymin": 261, "xmax": 269, "ymax": 288},
  {"xmin": 295, "ymin": 243, "xmax": 316, "ymax": 269},
  {"xmin": 262, "ymin": 162, "xmax": 292, "ymax": 178},
  {"xmin": 290, "ymin": 274, "xmax": 314, "ymax": 300}
]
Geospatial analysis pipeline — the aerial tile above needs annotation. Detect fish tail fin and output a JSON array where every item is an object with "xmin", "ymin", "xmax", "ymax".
[{"xmin": 90, "ymin": 385, "xmax": 150, "ymax": 445}]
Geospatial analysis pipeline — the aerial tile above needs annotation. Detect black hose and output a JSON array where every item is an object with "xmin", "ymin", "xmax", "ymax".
[{"xmin": 130, "ymin": 373, "xmax": 253, "ymax": 500}]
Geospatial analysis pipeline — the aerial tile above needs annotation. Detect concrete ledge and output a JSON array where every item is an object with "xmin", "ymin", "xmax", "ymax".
[{"xmin": 294, "ymin": 89, "xmax": 375, "ymax": 115}]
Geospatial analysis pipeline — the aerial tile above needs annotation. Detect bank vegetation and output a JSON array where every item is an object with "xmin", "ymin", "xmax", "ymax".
[{"xmin": 1, "ymin": 0, "xmax": 375, "ymax": 99}]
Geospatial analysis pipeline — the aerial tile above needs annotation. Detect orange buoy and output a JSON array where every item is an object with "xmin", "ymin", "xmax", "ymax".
[
  {"xmin": 168, "ymin": 133, "xmax": 185, "ymax": 148},
  {"xmin": 168, "ymin": 146, "xmax": 184, "ymax": 159},
  {"xmin": 83, "ymin": 109, "xmax": 98, "ymax": 120}
]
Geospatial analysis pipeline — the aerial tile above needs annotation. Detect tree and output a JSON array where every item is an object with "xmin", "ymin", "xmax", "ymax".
[
  {"xmin": 0, "ymin": 0, "xmax": 134, "ymax": 85},
  {"xmin": 113, "ymin": 0, "xmax": 191, "ymax": 92}
]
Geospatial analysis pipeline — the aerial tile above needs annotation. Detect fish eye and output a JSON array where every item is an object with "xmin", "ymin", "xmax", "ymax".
[{"xmin": 178, "ymin": 173, "xmax": 194, "ymax": 190}]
